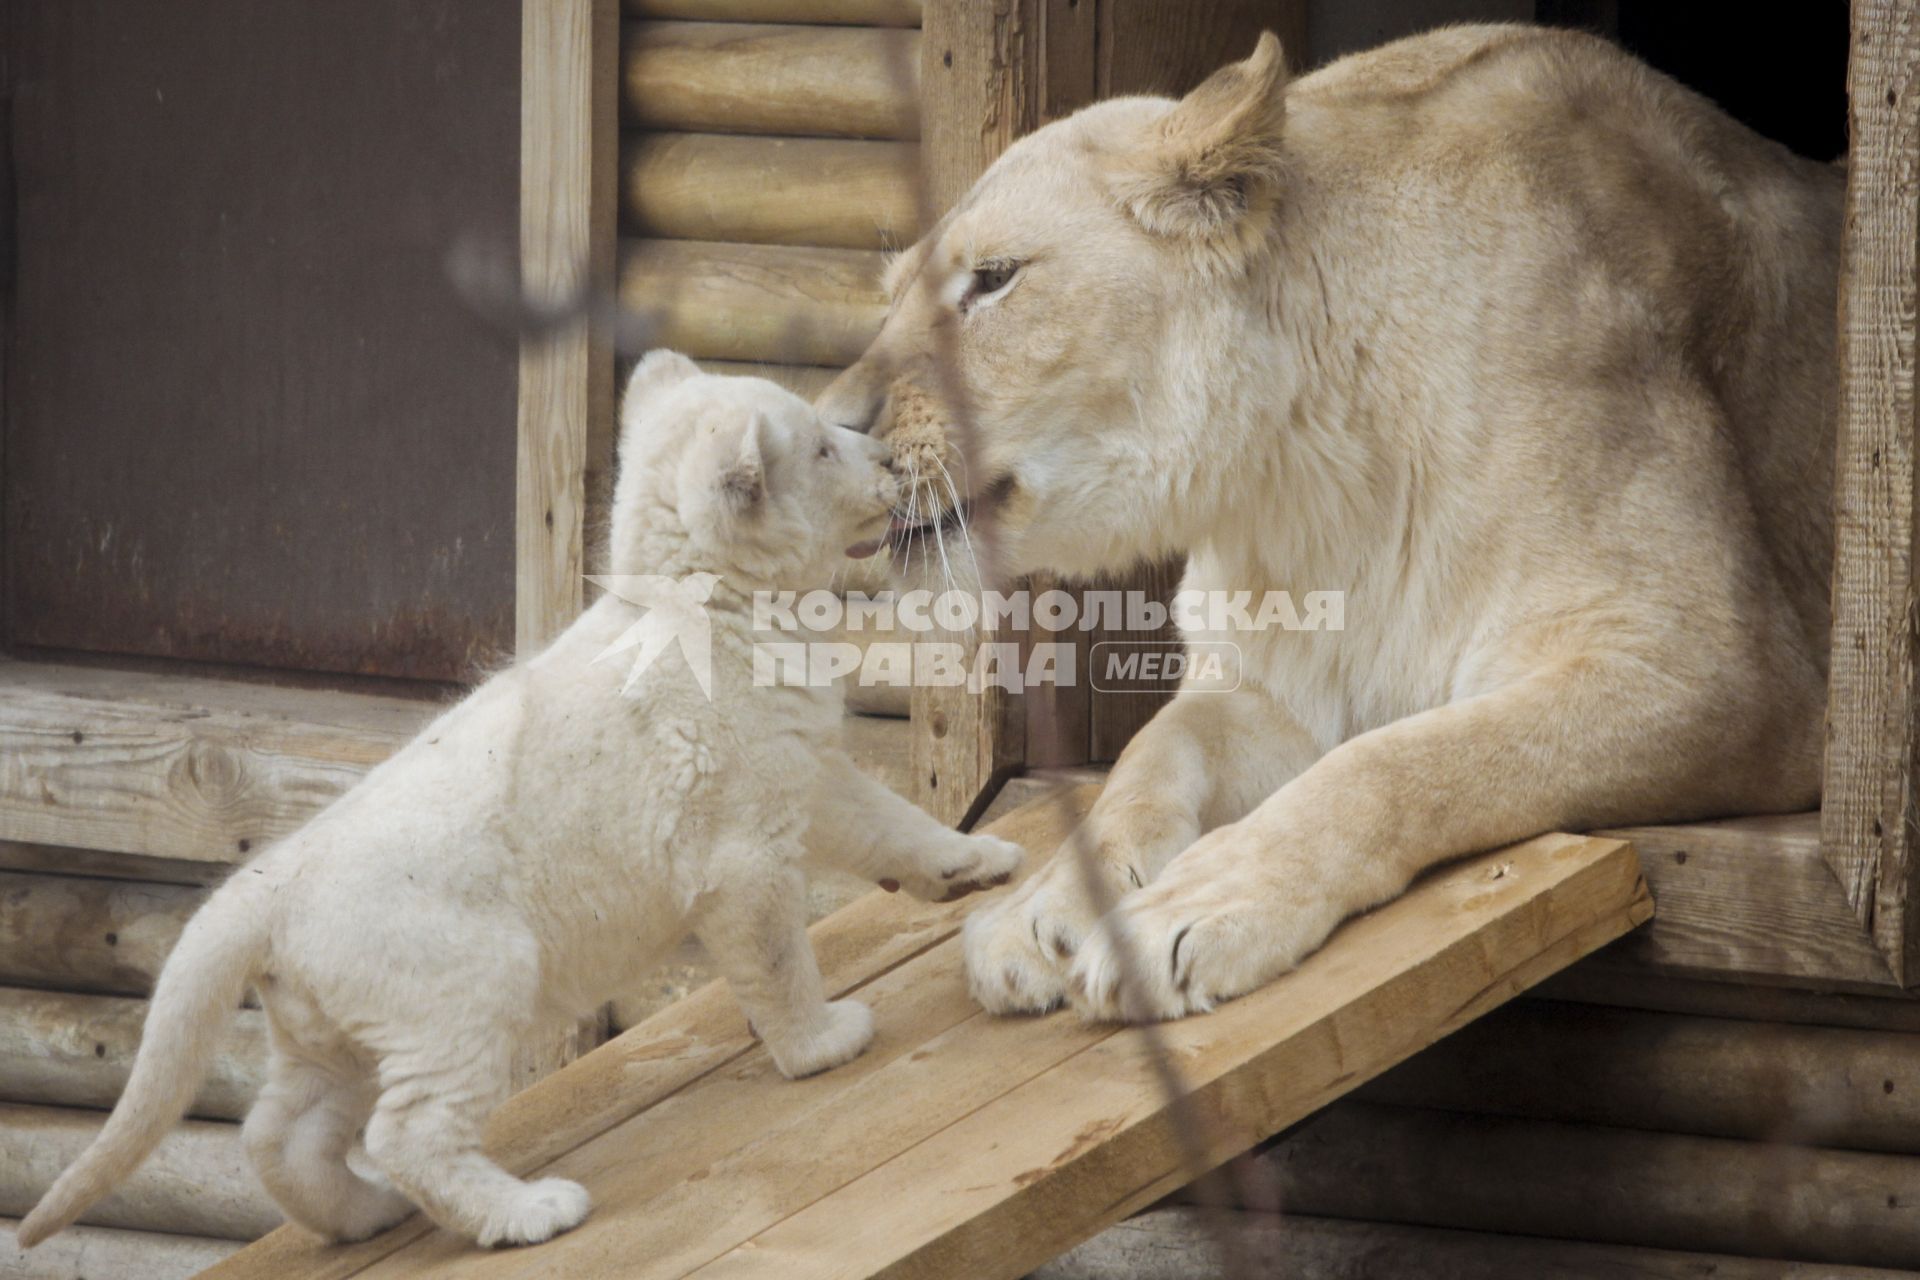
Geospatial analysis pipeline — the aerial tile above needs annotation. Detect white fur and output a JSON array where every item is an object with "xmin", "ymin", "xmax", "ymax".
[
  {"xmin": 822, "ymin": 27, "xmax": 1837, "ymax": 1021},
  {"xmin": 16, "ymin": 353, "xmax": 1022, "ymax": 1250}
]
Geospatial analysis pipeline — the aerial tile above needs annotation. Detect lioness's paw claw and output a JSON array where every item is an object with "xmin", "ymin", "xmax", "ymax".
[{"xmin": 961, "ymin": 871, "xmax": 1099, "ymax": 1015}]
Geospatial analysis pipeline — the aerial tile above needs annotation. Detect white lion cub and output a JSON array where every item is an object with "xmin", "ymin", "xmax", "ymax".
[{"xmin": 18, "ymin": 352, "xmax": 1023, "ymax": 1251}]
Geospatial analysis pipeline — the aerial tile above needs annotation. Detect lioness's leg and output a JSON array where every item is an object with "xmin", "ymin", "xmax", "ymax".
[
  {"xmin": 1065, "ymin": 647, "xmax": 1819, "ymax": 1021},
  {"xmin": 802, "ymin": 751, "xmax": 1023, "ymax": 901},
  {"xmin": 963, "ymin": 684, "xmax": 1321, "ymax": 1014},
  {"xmin": 695, "ymin": 856, "xmax": 875, "ymax": 1079}
]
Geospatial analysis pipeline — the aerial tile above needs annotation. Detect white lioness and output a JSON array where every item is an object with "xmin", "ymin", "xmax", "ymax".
[
  {"xmin": 19, "ymin": 353, "xmax": 1023, "ymax": 1250},
  {"xmin": 820, "ymin": 26, "xmax": 1839, "ymax": 1021}
]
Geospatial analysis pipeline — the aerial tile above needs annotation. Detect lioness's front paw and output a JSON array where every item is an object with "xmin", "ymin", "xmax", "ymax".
[
  {"xmin": 961, "ymin": 863, "xmax": 1111, "ymax": 1015},
  {"xmin": 768, "ymin": 998, "xmax": 875, "ymax": 1079},
  {"xmin": 1065, "ymin": 871, "xmax": 1336, "ymax": 1022}
]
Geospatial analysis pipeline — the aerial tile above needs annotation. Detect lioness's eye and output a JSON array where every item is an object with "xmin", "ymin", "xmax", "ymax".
[{"xmin": 971, "ymin": 261, "xmax": 1020, "ymax": 300}]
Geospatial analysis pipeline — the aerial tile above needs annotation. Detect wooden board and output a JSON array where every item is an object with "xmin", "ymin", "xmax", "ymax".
[
  {"xmin": 4, "ymin": 0, "xmax": 520, "ymax": 680},
  {"xmin": 0, "ymin": 660, "xmax": 436, "ymax": 863},
  {"xmin": 1036, "ymin": 1208, "xmax": 1920, "ymax": 1280},
  {"xmin": 202, "ymin": 790, "xmax": 1646, "ymax": 1279},
  {"xmin": 622, "ymin": 21, "xmax": 920, "ymax": 139},
  {"xmin": 1823, "ymin": 0, "xmax": 1920, "ymax": 988},
  {"xmin": 622, "ymin": 133, "xmax": 918, "ymax": 250}
]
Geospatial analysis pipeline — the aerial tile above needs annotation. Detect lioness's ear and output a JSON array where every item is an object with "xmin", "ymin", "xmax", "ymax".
[
  {"xmin": 1112, "ymin": 32, "xmax": 1290, "ymax": 242},
  {"xmin": 719, "ymin": 412, "xmax": 770, "ymax": 508}
]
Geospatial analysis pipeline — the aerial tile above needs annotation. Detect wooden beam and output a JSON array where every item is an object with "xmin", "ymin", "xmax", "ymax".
[
  {"xmin": 622, "ymin": 0, "xmax": 922, "ymax": 23},
  {"xmin": 617, "ymin": 239, "xmax": 887, "ymax": 366},
  {"xmin": 0, "ymin": 1104, "xmax": 277, "ymax": 1240},
  {"xmin": 0, "ymin": 1217, "xmax": 241, "ymax": 1280},
  {"xmin": 1247, "ymin": 1101, "xmax": 1920, "ymax": 1271},
  {"xmin": 1822, "ymin": 0, "xmax": 1920, "ymax": 985},
  {"xmin": 622, "ymin": 22, "xmax": 920, "ymax": 139},
  {"xmin": 622, "ymin": 133, "xmax": 918, "ymax": 250},
  {"xmin": 1594, "ymin": 813, "xmax": 1899, "ymax": 992},
  {"xmin": 517, "ymin": 0, "xmax": 619, "ymax": 654},
  {"xmin": 204, "ymin": 806, "xmax": 1644, "ymax": 1280},
  {"xmin": 0, "ymin": 987, "xmax": 264, "ymax": 1122},
  {"xmin": 0, "ymin": 660, "xmax": 430, "ymax": 863},
  {"xmin": 1035, "ymin": 1209, "xmax": 1918, "ymax": 1280},
  {"xmin": 1360, "ymin": 998, "xmax": 1920, "ymax": 1154},
  {"xmin": 909, "ymin": 0, "xmax": 1046, "ymax": 823}
]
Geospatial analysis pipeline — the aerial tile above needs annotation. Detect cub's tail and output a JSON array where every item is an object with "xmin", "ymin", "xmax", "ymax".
[{"xmin": 15, "ymin": 871, "xmax": 273, "ymax": 1247}]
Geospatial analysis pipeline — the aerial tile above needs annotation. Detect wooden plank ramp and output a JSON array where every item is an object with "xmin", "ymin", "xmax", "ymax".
[{"xmin": 200, "ymin": 786, "xmax": 1648, "ymax": 1280}]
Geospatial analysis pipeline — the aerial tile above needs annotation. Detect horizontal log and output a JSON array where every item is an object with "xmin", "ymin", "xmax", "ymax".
[
  {"xmin": 0, "ymin": 659, "xmax": 433, "ymax": 863},
  {"xmin": 0, "ymin": 839, "xmax": 229, "ymax": 886},
  {"xmin": 623, "ymin": 21, "xmax": 919, "ymax": 139},
  {"xmin": 1250, "ymin": 1102, "xmax": 1920, "ymax": 1270},
  {"xmin": 0, "ymin": 1216, "xmax": 241, "ymax": 1280},
  {"xmin": 1536, "ymin": 966, "xmax": 1920, "ymax": 1034},
  {"xmin": 1035, "ymin": 1208, "xmax": 1918, "ymax": 1280},
  {"xmin": 0, "ymin": 870, "xmax": 203, "ymax": 996},
  {"xmin": 623, "ymin": 132, "xmax": 918, "ymax": 249},
  {"xmin": 622, "ymin": 0, "xmax": 922, "ymax": 25},
  {"xmin": 1362, "ymin": 999, "xmax": 1920, "ymax": 1154},
  {"xmin": 619, "ymin": 239, "xmax": 886, "ymax": 365},
  {"xmin": 0, "ymin": 988, "xmax": 264, "ymax": 1120},
  {"xmin": 0, "ymin": 1103, "xmax": 279, "ymax": 1240}
]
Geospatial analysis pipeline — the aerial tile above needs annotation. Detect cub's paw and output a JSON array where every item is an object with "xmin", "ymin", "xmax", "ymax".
[
  {"xmin": 924, "ymin": 834, "xmax": 1025, "ymax": 902},
  {"xmin": 770, "ymin": 998, "xmax": 875, "ymax": 1079},
  {"xmin": 477, "ymin": 1178, "xmax": 591, "ymax": 1248}
]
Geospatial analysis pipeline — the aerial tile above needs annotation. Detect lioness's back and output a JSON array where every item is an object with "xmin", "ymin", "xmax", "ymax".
[{"xmin": 1297, "ymin": 23, "xmax": 1842, "ymax": 650}]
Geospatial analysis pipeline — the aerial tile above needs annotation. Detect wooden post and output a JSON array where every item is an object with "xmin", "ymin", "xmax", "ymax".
[
  {"xmin": 912, "ymin": 0, "xmax": 1046, "ymax": 823},
  {"xmin": 1822, "ymin": 0, "xmax": 1920, "ymax": 986},
  {"xmin": 516, "ymin": 0, "xmax": 618, "ymax": 654}
]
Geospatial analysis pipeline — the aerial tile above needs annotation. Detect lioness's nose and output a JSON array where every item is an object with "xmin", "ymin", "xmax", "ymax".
[{"xmin": 815, "ymin": 362, "xmax": 888, "ymax": 435}]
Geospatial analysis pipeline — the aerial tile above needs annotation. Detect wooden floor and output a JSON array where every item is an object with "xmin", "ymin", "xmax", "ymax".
[{"xmin": 199, "ymin": 788, "xmax": 1647, "ymax": 1280}]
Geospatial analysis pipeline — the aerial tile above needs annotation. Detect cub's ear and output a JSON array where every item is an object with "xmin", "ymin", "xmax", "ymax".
[
  {"xmin": 719, "ymin": 411, "xmax": 771, "ymax": 508},
  {"xmin": 1110, "ymin": 32, "xmax": 1290, "ymax": 243},
  {"xmin": 620, "ymin": 349, "xmax": 701, "ymax": 435}
]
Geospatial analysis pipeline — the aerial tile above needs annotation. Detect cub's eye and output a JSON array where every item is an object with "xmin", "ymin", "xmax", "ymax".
[
  {"xmin": 968, "ymin": 260, "xmax": 1021, "ymax": 305},
  {"xmin": 817, "ymin": 442, "xmax": 834, "ymax": 460}
]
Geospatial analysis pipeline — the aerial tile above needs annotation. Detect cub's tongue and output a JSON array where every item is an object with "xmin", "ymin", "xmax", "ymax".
[{"xmin": 845, "ymin": 538, "xmax": 883, "ymax": 560}]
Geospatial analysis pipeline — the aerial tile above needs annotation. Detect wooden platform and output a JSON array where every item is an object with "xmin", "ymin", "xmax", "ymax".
[{"xmin": 201, "ymin": 787, "xmax": 1648, "ymax": 1280}]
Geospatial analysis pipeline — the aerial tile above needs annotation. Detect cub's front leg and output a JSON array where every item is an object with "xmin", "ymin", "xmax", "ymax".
[
  {"xmin": 803, "ymin": 751, "xmax": 1023, "ymax": 902},
  {"xmin": 694, "ymin": 853, "xmax": 873, "ymax": 1079}
]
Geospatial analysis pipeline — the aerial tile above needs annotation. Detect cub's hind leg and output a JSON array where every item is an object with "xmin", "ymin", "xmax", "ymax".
[
  {"xmin": 243, "ymin": 1045, "xmax": 411, "ymax": 1242},
  {"xmin": 361, "ymin": 1022, "xmax": 588, "ymax": 1247}
]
